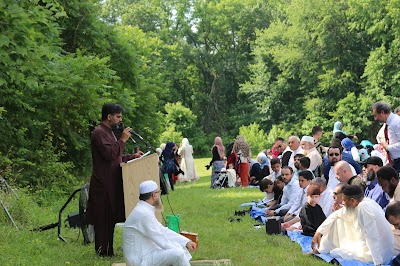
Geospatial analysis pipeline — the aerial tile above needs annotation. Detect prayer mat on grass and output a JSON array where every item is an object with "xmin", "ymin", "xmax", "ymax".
[{"xmin": 286, "ymin": 231, "xmax": 392, "ymax": 266}]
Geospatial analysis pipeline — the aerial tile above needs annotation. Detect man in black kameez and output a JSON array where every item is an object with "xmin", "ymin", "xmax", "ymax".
[{"xmin": 87, "ymin": 103, "xmax": 142, "ymax": 256}]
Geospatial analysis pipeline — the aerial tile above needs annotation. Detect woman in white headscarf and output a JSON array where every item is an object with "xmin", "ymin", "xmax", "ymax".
[{"xmin": 177, "ymin": 138, "xmax": 199, "ymax": 182}]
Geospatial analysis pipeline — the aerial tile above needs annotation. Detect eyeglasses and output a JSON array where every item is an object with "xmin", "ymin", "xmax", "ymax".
[
  {"xmin": 333, "ymin": 191, "xmax": 342, "ymax": 195},
  {"xmin": 329, "ymin": 153, "xmax": 340, "ymax": 156}
]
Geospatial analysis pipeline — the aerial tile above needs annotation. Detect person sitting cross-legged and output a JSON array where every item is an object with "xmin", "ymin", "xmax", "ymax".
[
  {"xmin": 312, "ymin": 185, "xmax": 393, "ymax": 265},
  {"xmin": 299, "ymin": 186, "xmax": 326, "ymax": 236},
  {"xmin": 123, "ymin": 180, "xmax": 197, "ymax": 266},
  {"xmin": 265, "ymin": 166, "xmax": 302, "ymax": 218}
]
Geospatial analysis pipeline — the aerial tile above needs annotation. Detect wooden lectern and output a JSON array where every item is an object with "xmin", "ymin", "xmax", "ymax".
[{"xmin": 120, "ymin": 153, "xmax": 162, "ymax": 221}]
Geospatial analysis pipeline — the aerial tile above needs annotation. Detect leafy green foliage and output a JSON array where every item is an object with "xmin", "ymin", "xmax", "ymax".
[{"xmin": 238, "ymin": 123, "xmax": 268, "ymax": 155}]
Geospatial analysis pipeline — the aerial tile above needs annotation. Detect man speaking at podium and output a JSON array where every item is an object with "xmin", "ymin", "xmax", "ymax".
[{"xmin": 87, "ymin": 103, "xmax": 142, "ymax": 256}]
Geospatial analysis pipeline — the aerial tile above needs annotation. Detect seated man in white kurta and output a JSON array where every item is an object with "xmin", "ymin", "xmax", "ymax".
[
  {"xmin": 312, "ymin": 185, "xmax": 393, "ymax": 265},
  {"xmin": 123, "ymin": 180, "xmax": 197, "ymax": 266}
]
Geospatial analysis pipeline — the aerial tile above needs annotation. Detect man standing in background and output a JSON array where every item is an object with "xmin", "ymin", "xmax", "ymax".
[{"xmin": 373, "ymin": 101, "xmax": 400, "ymax": 172}]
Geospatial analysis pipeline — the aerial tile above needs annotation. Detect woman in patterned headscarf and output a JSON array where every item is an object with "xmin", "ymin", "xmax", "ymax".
[
  {"xmin": 233, "ymin": 136, "xmax": 251, "ymax": 187},
  {"xmin": 207, "ymin": 136, "xmax": 225, "ymax": 188}
]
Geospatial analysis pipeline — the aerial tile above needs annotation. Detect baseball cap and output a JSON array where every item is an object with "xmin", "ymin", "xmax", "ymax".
[{"xmin": 362, "ymin": 156, "xmax": 383, "ymax": 167}]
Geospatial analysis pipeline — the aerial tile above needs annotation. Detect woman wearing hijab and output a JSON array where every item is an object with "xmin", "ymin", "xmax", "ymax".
[
  {"xmin": 333, "ymin": 121, "xmax": 358, "ymax": 141},
  {"xmin": 206, "ymin": 136, "xmax": 225, "ymax": 188},
  {"xmin": 271, "ymin": 144, "xmax": 280, "ymax": 158},
  {"xmin": 249, "ymin": 153, "xmax": 271, "ymax": 186},
  {"xmin": 233, "ymin": 136, "xmax": 251, "ymax": 187},
  {"xmin": 341, "ymin": 138, "xmax": 360, "ymax": 162},
  {"xmin": 161, "ymin": 142, "xmax": 180, "ymax": 191},
  {"xmin": 177, "ymin": 138, "xmax": 199, "ymax": 183}
]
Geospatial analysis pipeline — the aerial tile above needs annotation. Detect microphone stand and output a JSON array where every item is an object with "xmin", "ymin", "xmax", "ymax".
[{"xmin": 130, "ymin": 130, "xmax": 156, "ymax": 153}]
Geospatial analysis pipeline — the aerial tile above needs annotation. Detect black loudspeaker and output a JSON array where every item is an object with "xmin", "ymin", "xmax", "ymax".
[
  {"xmin": 67, "ymin": 212, "xmax": 81, "ymax": 228},
  {"xmin": 266, "ymin": 216, "xmax": 281, "ymax": 235}
]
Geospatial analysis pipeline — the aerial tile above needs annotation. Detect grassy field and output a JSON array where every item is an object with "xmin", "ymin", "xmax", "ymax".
[{"xmin": 0, "ymin": 158, "xmax": 329, "ymax": 265}]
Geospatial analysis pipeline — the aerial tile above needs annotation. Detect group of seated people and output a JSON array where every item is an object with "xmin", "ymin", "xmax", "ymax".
[{"xmin": 254, "ymin": 136, "xmax": 399, "ymax": 265}]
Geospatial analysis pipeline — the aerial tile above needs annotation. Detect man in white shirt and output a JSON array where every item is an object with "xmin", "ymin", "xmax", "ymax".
[
  {"xmin": 326, "ymin": 147, "xmax": 357, "ymax": 191},
  {"xmin": 283, "ymin": 170, "xmax": 314, "ymax": 222},
  {"xmin": 301, "ymin": 135, "xmax": 322, "ymax": 173},
  {"xmin": 373, "ymin": 101, "xmax": 400, "ymax": 172},
  {"xmin": 267, "ymin": 158, "xmax": 282, "ymax": 182},
  {"xmin": 312, "ymin": 185, "xmax": 393, "ymax": 265},
  {"xmin": 123, "ymin": 180, "xmax": 197, "ymax": 266},
  {"xmin": 311, "ymin": 177, "xmax": 334, "ymax": 216},
  {"xmin": 287, "ymin": 136, "xmax": 303, "ymax": 170},
  {"xmin": 266, "ymin": 166, "xmax": 302, "ymax": 217}
]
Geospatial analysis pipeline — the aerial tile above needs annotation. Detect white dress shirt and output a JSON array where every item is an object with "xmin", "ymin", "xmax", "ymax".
[
  {"xmin": 290, "ymin": 185, "xmax": 309, "ymax": 216},
  {"xmin": 123, "ymin": 201, "xmax": 191, "ymax": 266},
  {"xmin": 327, "ymin": 164, "xmax": 356, "ymax": 191},
  {"xmin": 267, "ymin": 169, "xmax": 281, "ymax": 182},
  {"xmin": 274, "ymin": 178, "xmax": 302, "ymax": 214},
  {"xmin": 318, "ymin": 188, "xmax": 334, "ymax": 217},
  {"xmin": 386, "ymin": 112, "xmax": 400, "ymax": 160}
]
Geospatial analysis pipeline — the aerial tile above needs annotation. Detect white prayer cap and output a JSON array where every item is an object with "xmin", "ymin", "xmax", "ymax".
[
  {"xmin": 139, "ymin": 180, "xmax": 158, "ymax": 194},
  {"xmin": 301, "ymin": 136, "xmax": 314, "ymax": 143}
]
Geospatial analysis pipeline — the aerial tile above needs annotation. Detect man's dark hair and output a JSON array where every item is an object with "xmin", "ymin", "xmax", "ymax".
[
  {"xmin": 377, "ymin": 166, "xmax": 399, "ymax": 181},
  {"xmin": 386, "ymin": 201, "xmax": 400, "ymax": 220},
  {"xmin": 299, "ymin": 170, "xmax": 313, "ymax": 180},
  {"xmin": 329, "ymin": 139, "xmax": 343, "ymax": 149},
  {"xmin": 294, "ymin": 153, "xmax": 305, "ymax": 159},
  {"xmin": 275, "ymin": 137, "xmax": 285, "ymax": 142},
  {"xmin": 282, "ymin": 166, "xmax": 293, "ymax": 174},
  {"xmin": 312, "ymin": 126, "xmax": 323, "ymax": 136},
  {"xmin": 270, "ymin": 158, "xmax": 281, "ymax": 166},
  {"xmin": 101, "ymin": 103, "xmax": 125, "ymax": 120},
  {"xmin": 299, "ymin": 157, "xmax": 311, "ymax": 168},
  {"xmin": 327, "ymin": 145, "xmax": 343, "ymax": 155},
  {"xmin": 276, "ymin": 175, "xmax": 283, "ymax": 182},
  {"xmin": 372, "ymin": 101, "xmax": 391, "ymax": 114},
  {"xmin": 139, "ymin": 192, "xmax": 153, "ymax": 201},
  {"xmin": 259, "ymin": 178, "xmax": 273, "ymax": 192}
]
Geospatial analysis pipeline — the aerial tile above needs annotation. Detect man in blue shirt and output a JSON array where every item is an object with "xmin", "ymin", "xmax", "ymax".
[{"xmin": 362, "ymin": 156, "xmax": 390, "ymax": 209}]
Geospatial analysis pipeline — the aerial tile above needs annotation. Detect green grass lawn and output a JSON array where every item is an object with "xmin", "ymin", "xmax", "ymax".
[{"xmin": 0, "ymin": 158, "xmax": 329, "ymax": 265}]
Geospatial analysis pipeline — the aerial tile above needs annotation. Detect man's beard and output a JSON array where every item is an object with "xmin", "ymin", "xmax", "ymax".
[
  {"xmin": 329, "ymin": 159, "xmax": 338, "ymax": 166},
  {"xmin": 389, "ymin": 185, "xmax": 397, "ymax": 198},
  {"xmin": 294, "ymin": 163, "xmax": 300, "ymax": 170},
  {"xmin": 154, "ymin": 198, "xmax": 164, "ymax": 212},
  {"xmin": 366, "ymin": 170, "xmax": 376, "ymax": 182}
]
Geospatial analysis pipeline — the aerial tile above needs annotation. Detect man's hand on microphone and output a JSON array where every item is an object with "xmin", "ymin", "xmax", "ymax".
[{"xmin": 121, "ymin": 127, "xmax": 132, "ymax": 142}]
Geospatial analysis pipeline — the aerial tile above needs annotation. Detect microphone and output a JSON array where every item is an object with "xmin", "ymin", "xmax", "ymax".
[{"xmin": 129, "ymin": 129, "xmax": 144, "ymax": 141}]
